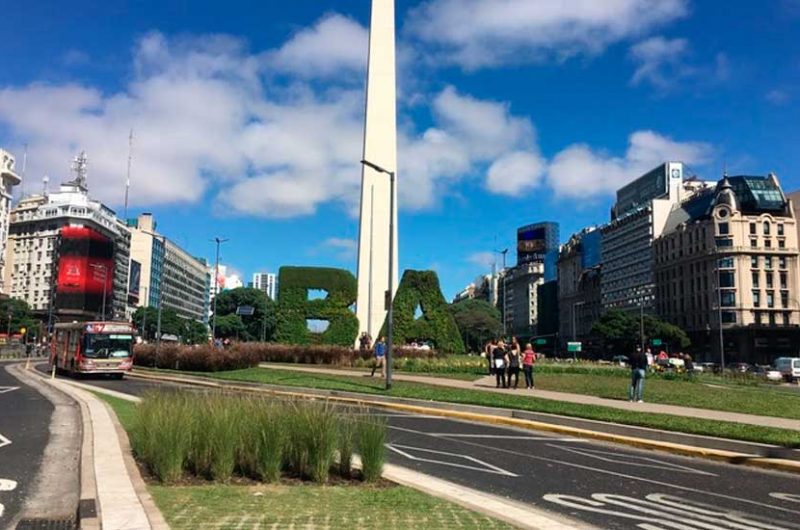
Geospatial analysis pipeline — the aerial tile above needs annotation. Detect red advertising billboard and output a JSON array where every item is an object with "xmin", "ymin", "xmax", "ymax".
[{"xmin": 55, "ymin": 226, "xmax": 114, "ymax": 313}]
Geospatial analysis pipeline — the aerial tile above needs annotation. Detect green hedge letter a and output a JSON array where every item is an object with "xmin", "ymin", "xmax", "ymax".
[
  {"xmin": 275, "ymin": 266, "xmax": 359, "ymax": 346},
  {"xmin": 382, "ymin": 270, "xmax": 465, "ymax": 354}
]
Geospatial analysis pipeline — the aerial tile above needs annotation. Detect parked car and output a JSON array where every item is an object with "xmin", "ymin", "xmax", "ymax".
[
  {"xmin": 751, "ymin": 365, "xmax": 783, "ymax": 382},
  {"xmin": 611, "ymin": 355, "xmax": 629, "ymax": 367},
  {"xmin": 697, "ymin": 362, "xmax": 720, "ymax": 374},
  {"xmin": 774, "ymin": 357, "xmax": 800, "ymax": 382},
  {"xmin": 726, "ymin": 362, "xmax": 751, "ymax": 374}
]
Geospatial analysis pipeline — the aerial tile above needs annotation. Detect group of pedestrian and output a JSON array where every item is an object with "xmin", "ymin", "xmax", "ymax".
[{"xmin": 484, "ymin": 338, "xmax": 537, "ymax": 389}]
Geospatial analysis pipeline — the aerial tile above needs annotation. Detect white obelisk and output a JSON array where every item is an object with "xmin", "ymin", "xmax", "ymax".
[{"xmin": 356, "ymin": 0, "xmax": 398, "ymax": 341}]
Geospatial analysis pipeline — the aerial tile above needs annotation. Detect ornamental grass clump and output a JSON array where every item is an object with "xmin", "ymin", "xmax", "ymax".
[
  {"xmin": 130, "ymin": 391, "xmax": 191, "ymax": 483},
  {"xmin": 131, "ymin": 391, "xmax": 386, "ymax": 485},
  {"xmin": 358, "ymin": 413, "xmax": 387, "ymax": 483}
]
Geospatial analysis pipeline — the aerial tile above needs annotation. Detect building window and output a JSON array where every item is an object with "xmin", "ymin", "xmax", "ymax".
[
  {"xmin": 751, "ymin": 256, "xmax": 759, "ymax": 268},
  {"xmin": 778, "ymin": 239, "xmax": 785, "ymax": 249},
  {"xmin": 753, "ymin": 290, "xmax": 761, "ymax": 307},
  {"xmin": 750, "ymin": 239, "xmax": 758, "ymax": 248},
  {"xmin": 779, "ymin": 256, "xmax": 787, "ymax": 269},
  {"xmin": 716, "ymin": 238, "xmax": 733, "ymax": 248},
  {"xmin": 765, "ymin": 239, "xmax": 772, "ymax": 248},
  {"xmin": 784, "ymin": 312, "xmax": 791, "ymax": 326},
  {"xmin": 718, "ymin": 222, "xmax": 729, "ymax": 235},
  {"xmin": 765, "ymin": 256, "xmax": 773, "ymax": 269},
  {"xmin": 764, "ymin": 221, "xmax": 771, "ymax": 235},
  {"xmin": 719, "ymin": 257, "xmax": 734, "ymax": 269},
  {"xmin": 780, "ymin": 272, "xmax": 788, "ymax": 289},
  {"xmin": 769, "ymin": 313, "xmax": 776, "ymax": 326},
  {"xmin": 767, "ymin": 273, "xmax": 774, "ymax": 288},
  {"xmin": 721, "ymin": 311, "xmax": 737, "ymax": 324},
  {"xmin": 754, "ymin": 312, "xmax": 762, "ymax": 325},
  {"xmin": 781, "ymin": 291, "xmax": 789, "ymax": 308},
  {"xmin": 767, "ymin": 291, "xmax": 775, "ymax": 308},
  {"xmin": 750, "ymin": 222, "xmax": 757, "ymax": 235},
  {"xmin": 719, "ymin": 271, "xmax": 735, "ymax": 288},
  {"xmin": 778, "ymin": 224, "xmax": 784, "ymax": 236},
  {"xmin": 752, "ymin": 272, "xmax": 760, "ymax": 288},
  {"xmin": 721, "ymin": 290, "xmax": 736, "ymax": 307}
]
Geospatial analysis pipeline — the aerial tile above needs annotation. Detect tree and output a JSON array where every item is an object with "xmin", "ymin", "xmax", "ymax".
[
  {"xmin": 213, "ymin": 287, "xmax": 277, "ymax": 341},
  {"xmin": 0, "ymin": 298, "xmax": 39, "ymax": 341},
  {"xmin": 448, "ymin": 299, "xmax": 503, "ymax": 353},
  {"xmin": 132, "ymin": 306, "xmax": 208, "ymax": 344},
  {"xmin": 214, "ymin": 314, "xmax": 247, "ymax": 339},
  {"xmin": 591, "ymin": 309, "xmax": 691, "ymax": 356}
]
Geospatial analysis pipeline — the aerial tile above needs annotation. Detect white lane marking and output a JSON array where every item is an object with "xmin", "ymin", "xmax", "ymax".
[
  {"xmin": 386, "ymin": 443, "xmax": 519, "ymax": 477},
  {"xmin": 770, "ymin": 493, "xmax": 800, "ymax": 504},
  {"xmin": 543, "ymin": 493, "xmax": 799, "ymax": 530},
  {"xmin": 550, "ymin": 444, "xmax": 717, "ymax": 476},
  {"xmin": 0, "ymin": 479, "xmax": 16, "ymax": 491},
  {"xmin": 0, "ymin": 434, "xmax": 10, "ymax": 449},
  {"xmin": 427, "ymin": 433, "xmax": 582, "ymax": 441},
  {"xmin": 0, "ymin": 386, "xmax": 19, "ymax": 394},
  {"xmin": 386, "ymin": 423, "xmax": 800, "ymax": 516}
]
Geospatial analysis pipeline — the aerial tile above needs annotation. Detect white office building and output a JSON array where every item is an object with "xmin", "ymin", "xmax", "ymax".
[
  {"xmin": 0, "ymin": 149, "xmax": 22, "ymax": 295},
  {"xmin": 252, "ymin": 272, "xmax": 277, "ymax": 300}
]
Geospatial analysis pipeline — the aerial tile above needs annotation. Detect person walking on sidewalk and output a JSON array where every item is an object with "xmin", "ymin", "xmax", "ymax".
[
  {"xmin": 492, "ymin": 340, "xmax": 508, "ymax": 388},
  {"xmin": 507, "ymin": 344, "xmax": 521, "ymax": 389},
  {"xmin": 522, "ymin": 343, "xmax": 536, "ymax": 389},
  {"xmin": 629, "ymin": 346, "xmax": 647, "ymax": 402},
  {"xmin": 484, "ymin": 339, "xmax": 497, "ymax": 375},
  {"xmin": 371, "ymin": 337, "xmax": 386, "ymax": 378}
]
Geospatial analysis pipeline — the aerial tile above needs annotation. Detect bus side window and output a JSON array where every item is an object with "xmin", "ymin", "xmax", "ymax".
[{"xmin": 69, "ymin": 332, "xmax": 79, "ymax": 357}]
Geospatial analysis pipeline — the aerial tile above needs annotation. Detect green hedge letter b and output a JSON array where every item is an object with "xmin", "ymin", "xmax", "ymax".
[{"xmin": 275, "ymin": 266, "xmax": 359, "ymax": 346}]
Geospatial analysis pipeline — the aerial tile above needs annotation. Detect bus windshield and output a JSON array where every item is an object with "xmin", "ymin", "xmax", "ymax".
[{"xmin": 83, "ymin": 334, "xmax": 133, "ymax": 359}]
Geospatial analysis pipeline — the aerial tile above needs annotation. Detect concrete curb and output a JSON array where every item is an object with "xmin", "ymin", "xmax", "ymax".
[
  {"xmin": 26, "ymin": 366, "xmax": 165, "ymax": 529},
  {"xmin": 129, "ymin": 369, "xmax": 800, "ymax": 475}
]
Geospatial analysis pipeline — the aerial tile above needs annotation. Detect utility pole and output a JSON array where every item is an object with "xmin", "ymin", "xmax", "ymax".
[
  {"xmin": 639, "ymin": 298, "xmax": 645, "ymax": 351},
  {"xmin": 211, "ymin": 237, "xmax": 229, "ymax": 340}
]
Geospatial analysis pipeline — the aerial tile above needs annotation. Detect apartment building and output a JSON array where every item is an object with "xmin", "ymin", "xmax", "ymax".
[{"xmin": 654, "ymin": 175, "xmax": 800, "ymax": 362}]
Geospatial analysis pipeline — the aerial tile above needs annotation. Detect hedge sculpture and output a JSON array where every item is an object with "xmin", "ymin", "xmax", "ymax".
[
  {"xmin": 275, "ymin": 266, "xmax": 359, "ymax": 346},
  {"xmin": 381, "ymin": 270, "xmax": 465, "ymax": 354}
]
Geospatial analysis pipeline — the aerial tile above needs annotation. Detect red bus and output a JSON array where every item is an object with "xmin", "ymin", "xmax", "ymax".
[{"xmin": 50, "ymin": 322, "xmax": 135, "ymax": 378}]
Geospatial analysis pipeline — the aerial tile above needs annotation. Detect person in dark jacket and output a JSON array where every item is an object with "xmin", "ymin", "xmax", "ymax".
[
  {"xmin": 492, "ymin": 341, "xmax": 508, "ymax": 388},
  {"xmin": 629, "ymin": 346, "xmax": 647, "ymax": 402}
]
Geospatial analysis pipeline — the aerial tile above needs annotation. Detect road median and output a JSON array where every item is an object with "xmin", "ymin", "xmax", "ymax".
[{"xmin": 129, "ymin": 368, "xmax": 800, "ymax": 475}]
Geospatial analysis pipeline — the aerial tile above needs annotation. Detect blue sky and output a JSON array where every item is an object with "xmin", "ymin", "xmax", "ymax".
[{"xmin": 1, "ymin": 0, "xmax": 799, "ymax": 298}]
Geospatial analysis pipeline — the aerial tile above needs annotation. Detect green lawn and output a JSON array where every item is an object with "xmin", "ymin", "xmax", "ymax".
[
  {"xmin": 192, "ymin": 367, "xmax": 800, "ymax": 447},
  {"xmin": 149, "ymin": 484, "xmax": 514, "ymax": 530},
  {"xmin": 93, "ymin": 391, "xmax": 513, "ymax": 530}
]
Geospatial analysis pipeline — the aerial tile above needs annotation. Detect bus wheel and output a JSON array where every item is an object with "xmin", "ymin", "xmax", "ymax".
[{"xmin": 112, "ymin": 373, "xmax": 124, "ymax": 381}]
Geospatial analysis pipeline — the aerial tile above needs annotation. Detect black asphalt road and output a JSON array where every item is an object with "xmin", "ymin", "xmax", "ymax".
[
  {"xmin": 0, "ymin": 365, "xmax": 53, "ymax": 528},
  {"xmin": 41, "ymin": 366, "xmax": 800, "ymax": 530}
]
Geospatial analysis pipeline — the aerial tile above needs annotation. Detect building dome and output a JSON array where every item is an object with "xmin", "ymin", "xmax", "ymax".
[{"xmin": 714, "ymin": 177, "xmax": 738, "ymax": 211}]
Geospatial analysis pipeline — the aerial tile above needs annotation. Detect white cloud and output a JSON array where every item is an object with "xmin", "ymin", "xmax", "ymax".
[
  {"xmin": 323, "ymin": 237, "xmax": 358, "ymax": 261},
  {"xmin": 407, "ymin": 0, "xmax": 688, "ymax": 69},
  {"xmin": 547, "ymin": 130, "xmax": 712, "ymax": 199},
  {"xmin": 766, "ymin": 89, "xmax": 790, "ymax": 105},
  {"xmin": 467, "ymin": 251, "xmax": 495, "ymax": 269},
  {"xmin": 268, "ymin": 14, "xmax": 368, "ymax": 79},
  {"xmin": 487, "ymin": 151, "xmax": 546, "ymax": 195},
  {"xmin": 629, "ymin": 36, "xmax": 730, "ymax": 91}
]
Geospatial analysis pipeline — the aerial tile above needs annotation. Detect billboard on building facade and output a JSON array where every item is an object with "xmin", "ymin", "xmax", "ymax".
[
  {"xmin": 128, "ymin": 259, "xmax": 141, "ymax": 304},
  {"xmin": 55, "ymin": 226, "xmax": 114, "ymax": 313},
  {"xmin": 517, "ymin": 222, "xmax": 559, "ymax": 265}
]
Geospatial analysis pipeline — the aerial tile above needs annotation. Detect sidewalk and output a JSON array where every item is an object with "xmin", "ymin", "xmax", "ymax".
[{"xmin": 259, "ymin": 363, "xmax": 800, "ymax": 432}]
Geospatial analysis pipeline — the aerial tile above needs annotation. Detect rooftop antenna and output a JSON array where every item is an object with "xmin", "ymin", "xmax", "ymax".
[
  {"xmin": 69, "ymin": 151, "xmax": 88, "ymax": 191},
  {"xmin": 42, "ymin": 175, "xmax": 49, "ymax": 197},
  {"xmin": 124, "ymin": 129, "xmax": 133, "ymax": 219},
  {"xmin": 723, "ymin": 159, "xmax": 728, "ymax": 178}
]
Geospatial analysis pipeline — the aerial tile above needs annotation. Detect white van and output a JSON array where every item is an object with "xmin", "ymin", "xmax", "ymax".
[{"xmin": 773, "ymin": 357, "xmax": 800, "ymax": 382}]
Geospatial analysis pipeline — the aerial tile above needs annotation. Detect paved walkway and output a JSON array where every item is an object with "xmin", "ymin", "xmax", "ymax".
[{"xmin": 260, "ymin": 363, "xmax": 800, "ymax": 432}]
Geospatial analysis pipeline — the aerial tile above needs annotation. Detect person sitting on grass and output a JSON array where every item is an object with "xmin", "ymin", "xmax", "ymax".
[{"xmin": 371, "ymin": 336, "xmax": 386, "ymax": 378}]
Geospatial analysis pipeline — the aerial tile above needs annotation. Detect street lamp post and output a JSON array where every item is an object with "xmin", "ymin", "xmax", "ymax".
[
  {"xmin": 496, "ymin": 249, "xmax": 509, "ymax": 337},
  {"xmin": 140, "ymin": 286, "xmax": 148, "ymax": 341},
  {"xmin": 360, "ymin": 159, "xmax": 395, "ymax": 391},
  {"xmin": 90, "ymin": 263, "xmax": 108, "ymax": 321},
  {"xmin": 211, "ymin": 237, "xmax": 229, "ymax": 341}
]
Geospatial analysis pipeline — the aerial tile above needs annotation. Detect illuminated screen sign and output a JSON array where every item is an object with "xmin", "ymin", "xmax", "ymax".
[
  {"xmin": 129, "ymin": 260, "xmax": 141, "ymax": 296},
  {"xmin": 517, "ymin": 224, "xmax": 557, "ymax": 264},
  {"xmin": 55, "ymin": 226, "xmax": 114, "ymax": 313}
]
